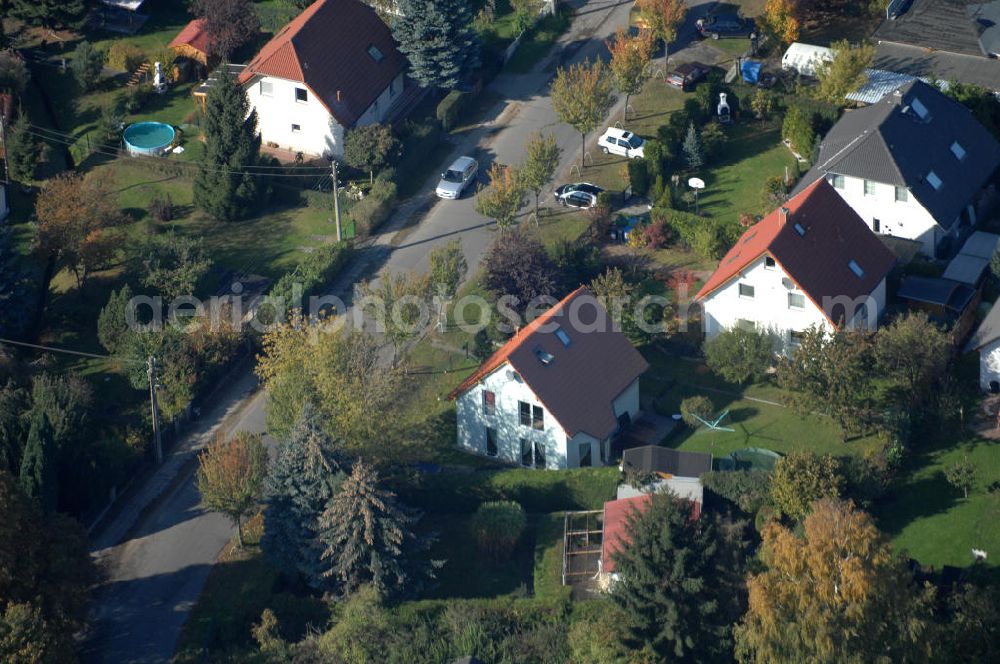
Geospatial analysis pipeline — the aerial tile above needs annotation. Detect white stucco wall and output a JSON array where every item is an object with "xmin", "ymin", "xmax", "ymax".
[
  {"xmin": 455, "ymin": 364, "xmax": 570, "ymax": 469},
  {"xmin": 354, "ymin": 72, "xmax": 405, "ymax": 126},
  {"xmin": 827, "ymin": 174, "xmax": 946, "ymax": 256},
  {"xmin": 979, "ymin": 339, "xmax": 1000, "ymax": 391},
  {"xmin": 244, "ymin": 75, "xmax": 345, "ymax": 158}
]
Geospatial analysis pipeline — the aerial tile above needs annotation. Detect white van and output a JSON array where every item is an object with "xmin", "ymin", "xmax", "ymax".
[{"xmin": 781, "ymin": 42, "xmax": 834, "ymax": 78}]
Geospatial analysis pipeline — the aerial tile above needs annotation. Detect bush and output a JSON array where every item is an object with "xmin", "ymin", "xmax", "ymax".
[
  {"xmin": 436, "ymin": 90, "xmax": 471, "ymax": 131},
  {"xmin": 700, "ymin": 122, "xmax": 725, "ymax": 162},
  {"xmin": 469, "ymin": 501, "xmax": 527, "ymax": 560},
  {"xmin": 148, "ymin": 194, "xmax": 174, "ymax": 222},
  {"xmin": 704, "ymin": 327, "xmax": 774, "ymax": 385},
  {"xmin": 72, "ymin": 41, "xmax": 105, "ymax": 91},
  {"xmin": 351, "ymin": 176, "xmax": 397, "ymax": 236},
  {"xmin": 628, "ymin": 158, "xmax": 650, "ymax": 196},
  {"xmin": 781, "ymin": 106, "xmax": 815, "ymax": 157},
  {"xmin": 123, "ymin": 85, "xmax": 153, "ymax": 113},
  {"xmin": 106, "ymin": 42, "xmax": 146, "ymax": 72},
  {"xmin": 701, "ymin": 470, "xmax": 772, "ymax": 513},
  {"xmin": 680, "ymin": 395, "xmax": 714, "ymax": 428},
  {"xmin": 266, "ymin": 241, "xmax": 353, "ymax": 318},
  {"xmin": 641, "ymin": 220, "xmax": 670, "ymax": 249},
  {"xmin": 643, "ymin": 139, "xmax": 666, "ymax": 182}
]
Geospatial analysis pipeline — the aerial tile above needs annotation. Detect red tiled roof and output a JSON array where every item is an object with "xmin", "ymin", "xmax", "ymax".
[
  {"xmin": 695, "ymin": 179, "xmax": 896, "ymax": 325},
  {"xmin": 169, "ymin": 18, "xmax": 211, "ymax": 55},
  {"xmin": 450, "ymin": 287, "xmax": 649, "ymax": 441},
  {"xmin": 237, "ymin": 0, "xmax": 405, "ymax": 127},
  {"xmin": 601, "ymin": 494, "xmax": 702, "ymax": 573}
]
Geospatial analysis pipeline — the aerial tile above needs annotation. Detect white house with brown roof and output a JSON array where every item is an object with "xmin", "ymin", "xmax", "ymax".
[
  {"xmin": 238, "ymin": 0, "xmax": 407, "ymax": 158},
  {"xmin": 696, "ymin": 179, "xmax": 896, "ymax": 353},
  {"xmin": 450, "ymin": 287, "xmax": 649, "ymax": 470}
]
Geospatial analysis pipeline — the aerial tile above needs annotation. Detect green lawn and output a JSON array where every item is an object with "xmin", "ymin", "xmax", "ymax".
[{"xmin": 503, "ymin": 9, "xmax": 572, "ymax": 74}]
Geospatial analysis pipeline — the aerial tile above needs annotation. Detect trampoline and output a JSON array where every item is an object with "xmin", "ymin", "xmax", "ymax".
[{"xmin": 123, "ymin": 121, "xmax": 175, "ymax": 156}]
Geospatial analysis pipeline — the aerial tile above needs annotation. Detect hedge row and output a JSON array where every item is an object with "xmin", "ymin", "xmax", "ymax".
[
  {"xmin": 436, "ymin": 90, "xmax": 471, "ymax": 131},
  {"xmin": 398, "ymin": 466, "xmax": 620, "ymax": 514},
  {"xmin": 267, "ymin": 241, "xmax": 353, "ymax": 312}
]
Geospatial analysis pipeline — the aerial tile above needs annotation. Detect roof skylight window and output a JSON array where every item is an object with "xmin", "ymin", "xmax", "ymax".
[
  {"xmin": 911, "ymin": 97, "xmax": 930, "ymax": 120},
  {"xmin": 554, "ymin": 327, "xmax": 571, "ymax": 348},
  {"xmin": 848, "ymin": 260, "xmax": 865, "ymax": 278},
  {"xmin": 793, "ymin": 223, "xmax": 806, "ymax": 236},
  {"xmin": 926, "ymin": 170, "xmax": 943, "ymax": 190}
]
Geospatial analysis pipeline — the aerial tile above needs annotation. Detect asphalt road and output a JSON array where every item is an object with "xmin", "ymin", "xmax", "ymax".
[{"xmin": 81, "ymin": 0, "xmax": 720, "ymax": 660}]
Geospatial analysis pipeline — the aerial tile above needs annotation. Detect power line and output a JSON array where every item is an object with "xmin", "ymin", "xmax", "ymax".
[{"xmin": 0, "ymin": 337, "xmax": 144, "ymax": 364}]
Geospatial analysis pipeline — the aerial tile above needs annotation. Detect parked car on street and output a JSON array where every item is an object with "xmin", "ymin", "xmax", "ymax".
[
  {"xmin": 597, "ymin": 128, "xmax": 646, "ymax": 159},
  {"xmin": 695, "ymin": 13, "xmax": 754, "ymax": 39},
  {"xmin": 667, "ymin": 62, "xmax": 710, "ymax": 90},
  {"xmin": 435, "ymin": 156, "xmax": 478, "ymax": 199},
  {"xmin": 554, "ymin": 182, "xmax": 604, "ymax": 208}
]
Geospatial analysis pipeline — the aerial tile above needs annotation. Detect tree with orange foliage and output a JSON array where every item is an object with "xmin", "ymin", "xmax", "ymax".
[
  {"xmin": 551, "ymin": 58, "xmax": 614, "ymax": 167},
  {"xmin": 606, "ymin": 27, "xmax": 655, "ymax": 121},
  {"xmin": 474, "ymin": 162, "xmax": 525, "ymax": 233},
  {"xmin": 735, "ymin": 499, "xmax": 937, "ymax": 663},
  {"xmin": 762, "ymin": 0, "xmax": 800, "ymax": 46},
  {"xmin": 196, "ymin": 430, "xmax": 268, "ymax": 548},
  {"xmin": 635, "ymin": 0, "xmax": 687, "ymax": 67},
  {"xmin": 34, "ymin": 172, "xmax": 125, "ymax": 291}
]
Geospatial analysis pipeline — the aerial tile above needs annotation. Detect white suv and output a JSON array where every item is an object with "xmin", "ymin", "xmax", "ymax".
[{"xmin": 597, "ymin": 128, "xmax": 646, "ymax": 159}]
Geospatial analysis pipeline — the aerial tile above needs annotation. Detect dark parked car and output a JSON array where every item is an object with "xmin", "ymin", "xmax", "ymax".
[
  {"xmin": 667, "ymin": 62, "xmax": 710, "ymax": 90},
  {"xmin": 696, "ymin": 13, "xmax": 754, "ymax": 39},
  {"xmin": 554, "ymin": 182, "xmax": 604, "ymax": 208}
]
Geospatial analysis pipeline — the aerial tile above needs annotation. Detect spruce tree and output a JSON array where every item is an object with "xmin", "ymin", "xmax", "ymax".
[
  {"xmin": 261, "ymin": 407, "xmax": 346, "ymax": 589},
  {"xmin": 8, "ymin": 0, "xmax": 87, "ymax": 29},
  {"xmin": 6, "ymin": 113, "xmax": 40, "ymax": 186},
  {"xmin": 610, "ymin": 491, "xmax": 731, "ymax": 661},
  {"xmin": 193, "ymin": 66, "xmax": 263, "ymax": 221},
  {"xmin": 318, "ymin": 460, "xmax": 434, "ymax": 598},
  {"xmin": 682, "ymin": 122, "xmax": 704, "ymax": 170},
  {"xmin": 19, "ymin": 410, "xmax": 57, "ymax": 512},
  {"xmin": 0, "ymin": 221, "xmax": 28, "ymax": 339},
  {"xmin": 392, "ymin": 0, "xmax": 481, "ymax": 89}
]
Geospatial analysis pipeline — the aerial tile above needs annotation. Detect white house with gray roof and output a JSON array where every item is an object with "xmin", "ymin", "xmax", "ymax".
[
  {"xmin": 967, "ymin": 299, "xmax": 1000, "ymax": 391},
  {"xmin": 794, "ymin": 80, "xmax": 1000, "ymax": 257}
]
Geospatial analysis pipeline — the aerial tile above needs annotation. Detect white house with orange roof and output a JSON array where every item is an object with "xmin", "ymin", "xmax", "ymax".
[
  {"xmin": 695, "ymin": 179, "xmax": 896, "ymax": 353},
  {"xmin": 450, "ymin": 287, "xmax": 649, "ymax": 470}
]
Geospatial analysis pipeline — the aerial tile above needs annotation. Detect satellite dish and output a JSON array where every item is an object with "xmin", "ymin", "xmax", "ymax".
[{"xmin": 688, "ymin": 177, "xmax": 705, "ymax": 190}]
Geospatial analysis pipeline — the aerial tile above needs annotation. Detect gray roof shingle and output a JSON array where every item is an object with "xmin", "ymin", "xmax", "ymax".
[{"xmin": 967, "ymin": 299, "xmax": 1000, "ymax": 351}]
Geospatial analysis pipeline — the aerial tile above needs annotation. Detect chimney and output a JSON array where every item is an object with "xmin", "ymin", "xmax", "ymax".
[{"xmin": 779, "ymin": 207, "xmax": 790, "ymax": 226}]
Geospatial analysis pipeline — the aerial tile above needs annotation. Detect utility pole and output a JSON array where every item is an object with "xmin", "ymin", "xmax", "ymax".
[
  {"xmin": 0, "ymin": 109, "xmax": 8, "ymax": 186},
  {"xmin": 331, "ymin": 159, "xmax": 342, "ymax": 242},
  {"xmin": 147, "ymin": 356, "xmax": 163, "ymax": 464}
]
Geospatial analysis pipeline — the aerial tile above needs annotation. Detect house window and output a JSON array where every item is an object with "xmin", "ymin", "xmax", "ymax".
[
  {"xmin": 764, "ymin": 256, "xmax": 776, "ymax": 269},
  {"xmin": 485, "ymin": 427, "xmax": 497, "ymax": 456},
  {"xmin": 788, "ymin": 330, "xmax": 806, "ymax": 346},
  {"xmin": 520, "ymin": 438, "xmax": 531, "ymax": 466},
  {"xmin": 519, "ymin": 401, "xmax": 531, "ymax": 427},
  {"xmin": 482, "ymin": 390, "xmax": 495, "ymax": 416},
  {"xmin": 863, "ymin": 180, "xmax": 877, "ymax": 196},
  {"xmin": 291, "ymin": 124, "xmax": 301, "ymax": 133},
  {"xmin": 873, "ymin": 218, "xmax": 881, "ymax": 233},
  {"xmin": 788, "ymin": 292, "xmax": 805, "ymax": 309},
  {"xmin": 829, "ymin": 174, "xmax": 845, "ymax": 189},
  {"xmin": 895, "ymin": 187, "xmax": 908, "ymax": 203},
  {"xmin": 738, "ymin": 283, "xmax": 755, "ymax": 298},
  {"xmin": 579, "ymin": 442, "xmax": 592, "ymax": 467},
  {"xmin": 532, "ymin": 405, "xmax": 544, "ymax": 430},
  {"xmin": 260, "ymin": 80, "xmax": 273, "ymax": 96},
  {"xmin": 951, "ymin": 141, "xmax": 967, "ymax": 161},
  {"xmin": 736, "ymin": 319, "xmax": 756, "ymax": 332},
  {"xmin": 367, "ymin": 44, "xmax": 385, "ymax": 63},
  {"xmin": 533, "ymin": 441, "xmax": 546, "ymax": 469},
  {"xmin": 926, "ymin": 170, "xmax": 942, "ymax": 190},
  {"xmin": 295, "ymin": 87, "xmax": 308, "ymax": 103}
]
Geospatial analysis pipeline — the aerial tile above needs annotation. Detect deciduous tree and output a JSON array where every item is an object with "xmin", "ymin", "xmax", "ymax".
[
  {"xmin": 875, "ymin": 311, "xmax": 949, "ymax": 407},
  {"xmin": 481, "ymin": 230, "xmax": 560, "ymax": 317},
  {"xmin": 551, "ymin": 58, "xmax": 614, "ymax": 167},
  {"xmin": 71, "ymin": 41, "xmax": 105, "ymax": 92},
  {"xmin": 196, "ymin": 431, "xmax": 268, "ymax": 548},
  {"xmin": 815, "ymin": 39, "xmax": 874, "ymax": 104},
  {"xmin": 392, "ymin": 0, "xmax": 480, "ymax": 90},
  {"xmin": 319, "ymin": 461, "xmax": 435, "ymax": 597},
  {"xmin": 735, "ymin": 499, "xmax": 936, "ymax": 663},
  {"xmin": 520, "ymin": 132, "xmax": 561, "ymax": 221},
  {"xmin": 769, "ymin": 450, "xmax": 843, "ymax": 521},
  {"xmin": 34, "ymin": 173, "xmax": 126, "ymax": 290},
  {"xmin": 944, "ymin": 456, "xmax": 976, "ymax": 499},
  {"xmin": 132, "ymin": 233, "xmax": 212, "ymax": 300},
  {"xmin": 0, "ymin": 50, "xmax": 29, "ymax": 96},
  {"xmin": 606, "ymin": 27, "xmax": 654, "ymax": 122},
  {"xmin": 762, "ymin": 0, "xmax": 800, "ymax": 46},
  {"xmin": 193, "ymin": 0, "xmax": 261, "ymax": 61},
  {"xmin": 261, "ymin": 408, "xmax": 346, "ymax": 588},
  {"xmin": 475, "ymin": 163, "xmax": 525, "ymax": 233},
  {"xmin": 427, "ymin": 238, "xmax": 467, "ymax": 299},
  {"xmin": 750, "ymin": 88, "xmax": 773, "ymax": 123},
  {"xmin": 193, "ymin": 66, "xmax": 263, "ymax": 221},
  {"xmin": 358, "ymin": 269, "xmax": 431, "ymax": 363},
  {"xmin": 635, "ymin": 0, "xmax": 687, "ymax": 67},
  {"xmin": 343, "ymin": 124, "xmax": 400, "ymax": 184},
  {"xmin": 704, "ymin": 327, "xmax": 773, "ymax": 385}
]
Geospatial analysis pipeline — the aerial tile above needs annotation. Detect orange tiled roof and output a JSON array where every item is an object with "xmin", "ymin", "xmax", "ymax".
[{"xmin": 169, "ymin": 18, "xmax": 212, "ymax": 55}]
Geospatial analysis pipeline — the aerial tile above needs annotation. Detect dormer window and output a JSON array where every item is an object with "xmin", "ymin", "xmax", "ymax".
[
  {"xmin": 367, "ymin": 44, "xmax": 385, "ymax": 63},
  {"xmin": 911, "ymin": 97, "xmax": 930, "ymax": 121},
  {"xmin": 950, "ymin": 141, "xmax": 967, "ymax": 161},
  {"xmin": 555, "ymin": 327, "xmax": 571, "ymax": 347},
  {"xmin": 848, "ymin": 260, "xmax": 865, "ymax": 278},
  {"xmin": 533, "ymin": 345, "xmax": 554, "ymax": 365},
  {"xmin": 926, "ymin": 170, "xmax": 942, "ymax": 191}
]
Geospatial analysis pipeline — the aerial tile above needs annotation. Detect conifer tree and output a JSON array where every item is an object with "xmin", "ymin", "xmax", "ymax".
[
  {"xmin": 682, "ymin": 122, "xmax": 704, "ymax": 170},
  {"xmin": 318, "ymin": 460, "xmax": 434, "ymax": 598},
  {"xmin": 392, "ymin": 0, "xmax": 481, "ymax": 89},
  {"xmin": 18, "ymin": 410, "xmax": 57, "ymax": 512},
  {"xmin": 193, "ymin": 66, "xmax": 263, "ymax": 221},
  {"xmin": 0, "ymin": 222, "xmax": 28, "ymax": 339},
  {"xmin": 610, "ymin": 491, "xmax": 731, "ymax": 660},
  {"xmin": 7, "ymin": 0, "xmax": 87, "ymax": 29},
  {"xmin": 261, "ymin": 407, "xmax": 346, "ymax": 589},
  {"xmin": 5, "ymin": 113, "xmax": 40, "ymax": 185}
]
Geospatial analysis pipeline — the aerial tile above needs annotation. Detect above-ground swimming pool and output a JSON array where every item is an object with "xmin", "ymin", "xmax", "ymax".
[{"xmin": 123, "ymin": 122, "xmax": 175, "ymax": 156}]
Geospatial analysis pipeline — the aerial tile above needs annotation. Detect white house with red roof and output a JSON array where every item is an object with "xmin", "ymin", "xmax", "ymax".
[
  {"xmin": 450, "ymin": 287, "xmax": 649, "ymax": 470},
  {"xmin": 696, "ymin": 179, "xmax": 896, "ymax": 352},
  {"xmin": 237, "ymin": 0, "xmax": 407, "ymax": 158}
]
